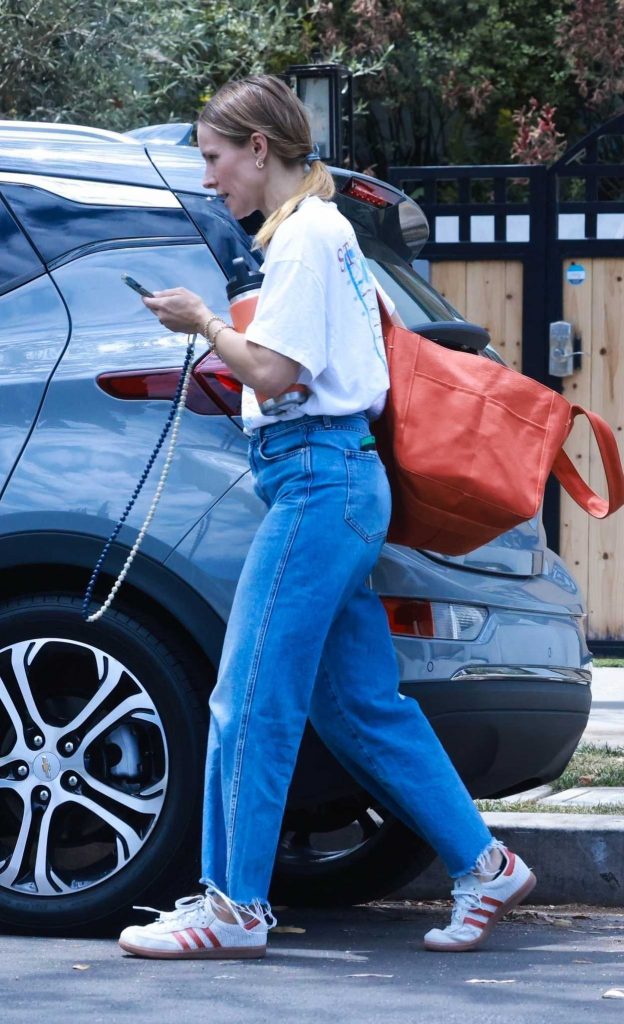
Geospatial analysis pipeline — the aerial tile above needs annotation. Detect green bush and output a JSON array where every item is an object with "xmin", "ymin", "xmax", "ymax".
[
  {"xmin": 2, "ymin": 0, "xmax": 623, "ymax": 171},
  {"xmin": 0, "ymin": 0, "xmax": 311, "ymax": 130}
]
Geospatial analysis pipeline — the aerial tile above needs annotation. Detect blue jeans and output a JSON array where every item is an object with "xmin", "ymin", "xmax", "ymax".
[{"xmin": 200, "ymin": 413, "xmax": 493, "ymax": 904}]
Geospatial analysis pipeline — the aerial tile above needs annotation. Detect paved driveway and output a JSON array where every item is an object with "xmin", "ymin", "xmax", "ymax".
[{"xmin": 2, "ymin": 904, "xmax": 624, "ymax": 1024}]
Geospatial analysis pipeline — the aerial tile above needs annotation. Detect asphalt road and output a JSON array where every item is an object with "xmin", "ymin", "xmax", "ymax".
[{"xmin": 2, "ymin": 903, "xmax": 624, "ymax": 1024}]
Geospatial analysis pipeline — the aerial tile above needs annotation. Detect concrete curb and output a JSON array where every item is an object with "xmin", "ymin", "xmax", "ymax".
[{"xmin": 392, "ymin": 812, "xmax": 624, "ymax": 907}]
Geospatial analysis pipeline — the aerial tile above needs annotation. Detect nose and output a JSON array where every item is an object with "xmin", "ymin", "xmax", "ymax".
[{"xmin": 203, "ymin": 167, "xmax": 216, "ymax": 190}]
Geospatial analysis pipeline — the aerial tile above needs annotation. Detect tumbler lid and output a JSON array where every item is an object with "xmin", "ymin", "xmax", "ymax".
[{"xmin": 226, "ymin": 257, "xmax": 264, "ymax": 300}]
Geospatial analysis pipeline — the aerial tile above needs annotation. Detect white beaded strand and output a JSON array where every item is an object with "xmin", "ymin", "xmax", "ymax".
[{"xmin": 86, "ymin": 334, "xmax": 197, "ymax": 623}]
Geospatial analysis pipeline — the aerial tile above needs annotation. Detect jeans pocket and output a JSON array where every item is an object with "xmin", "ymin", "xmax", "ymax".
[
  {"xmin": 257, "ymin": 430, "xmax": 308, "ymax": 463},
  {"xmin": 344, "ymin": 449, "xmax": 392, "ymax": 542}
]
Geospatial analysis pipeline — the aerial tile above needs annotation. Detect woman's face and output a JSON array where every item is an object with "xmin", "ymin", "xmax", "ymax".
[{"xmin": 197, "ymin": 122, "xmax": 264, "ymax": 219}]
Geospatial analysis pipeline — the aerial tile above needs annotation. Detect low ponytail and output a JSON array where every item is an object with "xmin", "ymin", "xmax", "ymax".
[{"xmin": 254, "ymin": 160, "xmax": 335, "ymax": 251}]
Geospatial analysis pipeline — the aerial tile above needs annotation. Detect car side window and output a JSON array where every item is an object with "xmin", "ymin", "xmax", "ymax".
[
  {"xmin": 176, "ymin": 193, "xmax": 261, "ymax": 278},
  {"xmin": 1, "ymin": 180, "xmax": 200, "ymax": 267},
  {"xmin": 0, "ymin": 197, "xmax": 45, "ymax": 295}
]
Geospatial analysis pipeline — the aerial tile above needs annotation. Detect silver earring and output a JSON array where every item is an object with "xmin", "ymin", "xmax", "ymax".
[{"xmin": 255, "ymin": 157, "xmax": 264, "ymax": 169}]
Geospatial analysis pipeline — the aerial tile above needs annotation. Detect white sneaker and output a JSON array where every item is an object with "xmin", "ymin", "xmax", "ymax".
[
  {"xmin": 119, "ymin": 891, "xmax": 275, "ymax": 960},
  {"xmin": 424, "ymin": 846, "xmax": 536, "ymax": 952}
]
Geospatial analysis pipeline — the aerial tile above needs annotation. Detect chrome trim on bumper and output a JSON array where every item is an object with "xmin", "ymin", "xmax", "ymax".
[{"xmin": 450, "ymin": 665, "xmax": 592, "ymax": 684}]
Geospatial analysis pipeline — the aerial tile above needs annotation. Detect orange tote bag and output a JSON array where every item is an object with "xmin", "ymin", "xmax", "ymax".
[{"xmin": 373, "ymin": 305, "xmax": 624, "ymax": 555}]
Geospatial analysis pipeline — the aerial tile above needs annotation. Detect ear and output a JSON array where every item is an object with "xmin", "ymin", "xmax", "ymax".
[{"xmin": 250, "ymin": 131, "xmax": 269, "ymax": 162}]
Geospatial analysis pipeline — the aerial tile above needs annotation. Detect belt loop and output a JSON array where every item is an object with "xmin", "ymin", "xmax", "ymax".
[{"xmin": 322, "ymin": 415, "xmax": 332, "ymax": 428}]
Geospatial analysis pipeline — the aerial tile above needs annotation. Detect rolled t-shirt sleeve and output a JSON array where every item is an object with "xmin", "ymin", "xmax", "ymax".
[{"xmin": 245, "ymin": 258, "xmax": 328, "ymax": 381}]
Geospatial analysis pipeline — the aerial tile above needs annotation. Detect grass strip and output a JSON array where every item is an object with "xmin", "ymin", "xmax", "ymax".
[
  {"xmin": 550, "ymin": 742, "xmax": 624, "ymax": 791},
  {"xmin": 476, "ymin": 799, "xmax": 624, "ymax": 815},
  {"xmin": 475, "ymin": 744, "xmax": 624, "ymax": 815}
]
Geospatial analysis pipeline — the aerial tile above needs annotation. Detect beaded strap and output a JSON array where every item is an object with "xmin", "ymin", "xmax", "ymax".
[{"xmin": 82, "ymin": 333, "xmax": 197, "ymax": 622}]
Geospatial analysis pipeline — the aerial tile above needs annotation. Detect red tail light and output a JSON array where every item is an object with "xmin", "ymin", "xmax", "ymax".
[
  {"xmin": 341, "ymin": 177, "xmax": 399, "ymax": 208},
  {"xmin": 381, "ymin": 597, "xmax": 435, "ymax": 638},
  {"xmin": 97, "ymin": 355, "xmax": 242, "ymax": 417},
  {"xmin": 193, "ymin": 353, "xmax": 242, "ymax": 415}
]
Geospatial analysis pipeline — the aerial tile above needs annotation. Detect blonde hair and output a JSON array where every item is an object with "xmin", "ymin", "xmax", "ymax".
[{"xmin": 199, "ymin": 75, "xmax": 335, "ymax": 250}]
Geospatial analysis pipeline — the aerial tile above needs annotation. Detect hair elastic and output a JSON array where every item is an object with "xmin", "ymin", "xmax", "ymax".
[{"xmin": 305, "ymin": 145, "xmax": 321, "ymax": 164}]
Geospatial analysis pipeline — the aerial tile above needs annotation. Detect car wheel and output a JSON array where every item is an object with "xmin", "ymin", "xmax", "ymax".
[
  {"xmin": 271, "ymin": 794, "xmax": 436, "ymax": 907},
  {"xmin": 0, "ymin": 594, "xmax": 207, "ymax": 934}
]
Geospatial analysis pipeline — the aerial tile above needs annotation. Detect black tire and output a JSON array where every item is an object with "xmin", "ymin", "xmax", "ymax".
[
  {"xmin": 0, "ymin": 594, "xmax": 207, "ymax": 935},
  {"xmin": 271, "ymin": 796, "xmax": 436, "ymax": 907}
]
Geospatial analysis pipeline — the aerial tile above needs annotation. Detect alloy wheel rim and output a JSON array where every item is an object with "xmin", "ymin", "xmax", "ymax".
[
  {"xmin": 0, "ymin": 637, "xmax": 168, "ymax": 897},
  {"xmin": 277, "ymin": 804, "xmax": 390, "ymax": 871}
]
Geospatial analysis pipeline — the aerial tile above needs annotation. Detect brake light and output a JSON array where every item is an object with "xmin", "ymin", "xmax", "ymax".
[
  {"xmin": 96, "ymin": 355, "xmax": 242, "ymax": 417},
  {"xmin": 193, "ymin": 353, "xmax": 242, "ymax": 415},
  {"xmin": 341, "ymin": 177, "xmax": 399, "ymax": 208},
  {"xmin": 381, "ymin": 598, "xmax": 487, "ymax": 640}
]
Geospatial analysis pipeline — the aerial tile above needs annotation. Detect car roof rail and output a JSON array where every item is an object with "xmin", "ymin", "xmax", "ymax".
[
  {"xmin": 125, "ymin": 123, "xmax": 194, "ymax": 146},
  {"xmin": 0, "ymin": 120, "xmax": 136, "ymax": 144}
]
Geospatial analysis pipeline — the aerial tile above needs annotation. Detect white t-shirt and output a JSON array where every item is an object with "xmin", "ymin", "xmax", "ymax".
[{"xmin": 242, "ymin": 195, "xmax": 392, "ymax": 432}]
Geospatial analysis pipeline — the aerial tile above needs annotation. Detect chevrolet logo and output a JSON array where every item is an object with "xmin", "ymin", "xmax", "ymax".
[{"xmin": 40, "ymin": 755, "xmax": 52, "ymax": 779}]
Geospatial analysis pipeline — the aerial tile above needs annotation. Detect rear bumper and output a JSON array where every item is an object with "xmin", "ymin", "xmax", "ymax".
[
  {"xmin": 290, "ymin": 674, "xmax": 591, "ymax": 808},
  {"xmin": 402, "ymin": 676, "xmax": 592, "ymax": 798}
]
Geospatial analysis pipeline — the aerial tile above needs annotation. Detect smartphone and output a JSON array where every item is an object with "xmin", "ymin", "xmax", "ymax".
[{"xmin": 121, "ymin": 273, "xmax": 154, "ymax": 298}]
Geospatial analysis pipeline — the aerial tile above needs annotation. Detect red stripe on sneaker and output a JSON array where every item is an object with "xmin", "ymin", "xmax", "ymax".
[
  {"xmin": 187, "ymin": 928, "xmax": 205, "ymax": 949},
  {"xmin": 466, "ymin": 906, "xmax": 490, "ymax": 922},
  {"xmin": 201, "ymin": 926, "xmax": 221, "ymax": 948},
  {"xmin": 482, "ymin": 895, "xmax": 504, "ymax": 907},
  {"xmin": 244, "ymin": 919, "xmax": 260, "ymax": 931},
  {"xmin": 464, "ymin": 917, "xmax": 487, "ymax": 929},
  {"xmin": 503, "ymin": 851, "xmax": 516, "ymax": 876},
  {"xmin": 173, "ymin": 930, "xmax": 192, "ymax": 951}
]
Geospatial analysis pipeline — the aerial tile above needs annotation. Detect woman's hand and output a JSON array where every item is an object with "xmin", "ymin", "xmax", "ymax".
[
  {"xmin": 143, "ymin": 285, "xmax": 302, "ymax": 394},
  {"xmin": 143, "ymin": 288, "xmax": 211, "ymax": 335}
]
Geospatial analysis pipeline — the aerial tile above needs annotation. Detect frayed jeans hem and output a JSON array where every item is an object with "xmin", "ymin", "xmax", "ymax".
[
  {"xmin": 199, "ymin": 877, "xmax": 272, "ymax": 912},
  {"xmin": 447, "ymin": 836, "xmax": 506, "ymax": 880}
]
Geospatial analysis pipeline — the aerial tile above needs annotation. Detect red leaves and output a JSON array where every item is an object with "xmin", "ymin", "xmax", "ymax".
[
  {"xmin": 510, "ymin": 97, "xmax": 566, "ymax": 164},
  {"xmin": 312, "ymin": 0, "xmax": 403, "ymax": 58},
  {"xmin": 441, "ymin": 69, "xmax": 495, "ymax": 118},
  {"xmin": 555, "ymin": 0, "xmax": 624, "ymax": 111}
]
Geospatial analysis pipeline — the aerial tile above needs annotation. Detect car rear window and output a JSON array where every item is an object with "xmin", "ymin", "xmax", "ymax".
[{"xmin": 357, "ymin": 236, "xmax": 460, "ymax": 327}]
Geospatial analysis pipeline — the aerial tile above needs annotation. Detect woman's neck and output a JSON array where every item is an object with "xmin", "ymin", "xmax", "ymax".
[{"xmin": 261, "ymin": 160, "xmax": 308, "ymax": 216}]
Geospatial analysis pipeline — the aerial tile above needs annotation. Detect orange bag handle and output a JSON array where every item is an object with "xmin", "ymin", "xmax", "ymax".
[{"xmin": 552, "ymin": 405, "xmax": 624, "ymax": 518}]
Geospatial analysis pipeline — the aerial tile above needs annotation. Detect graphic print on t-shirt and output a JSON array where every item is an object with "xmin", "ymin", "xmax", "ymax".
[
  {"xmin": 337, "ymin": 239, "xmax": 386, "ymax": 368},
  {"xmin": 243, "ymin": 197, "xmax": 390, "ymax": 430}
]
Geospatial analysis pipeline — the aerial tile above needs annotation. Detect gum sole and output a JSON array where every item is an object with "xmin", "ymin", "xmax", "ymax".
[
  {"xmin": 423, "ymin": 871, "xmax": 537, "ymax": 952},
  {"xmin": 118, "ymin": 940, "xmax": 266, "ymax": 960}
]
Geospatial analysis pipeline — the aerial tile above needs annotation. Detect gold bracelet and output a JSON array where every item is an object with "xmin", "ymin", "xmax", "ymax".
[
  {"xmin": 204, "ymin": 315, "xmax": 224, "ymax": 339},
  {"xmin": 211, "ymin": 322, "xmax": 232, "ymax": 351}
]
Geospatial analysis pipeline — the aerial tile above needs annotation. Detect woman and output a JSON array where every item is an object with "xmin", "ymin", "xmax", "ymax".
[{"xmin": 118, "ymin": 75, "xmax": 536, "ymax": 960}]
